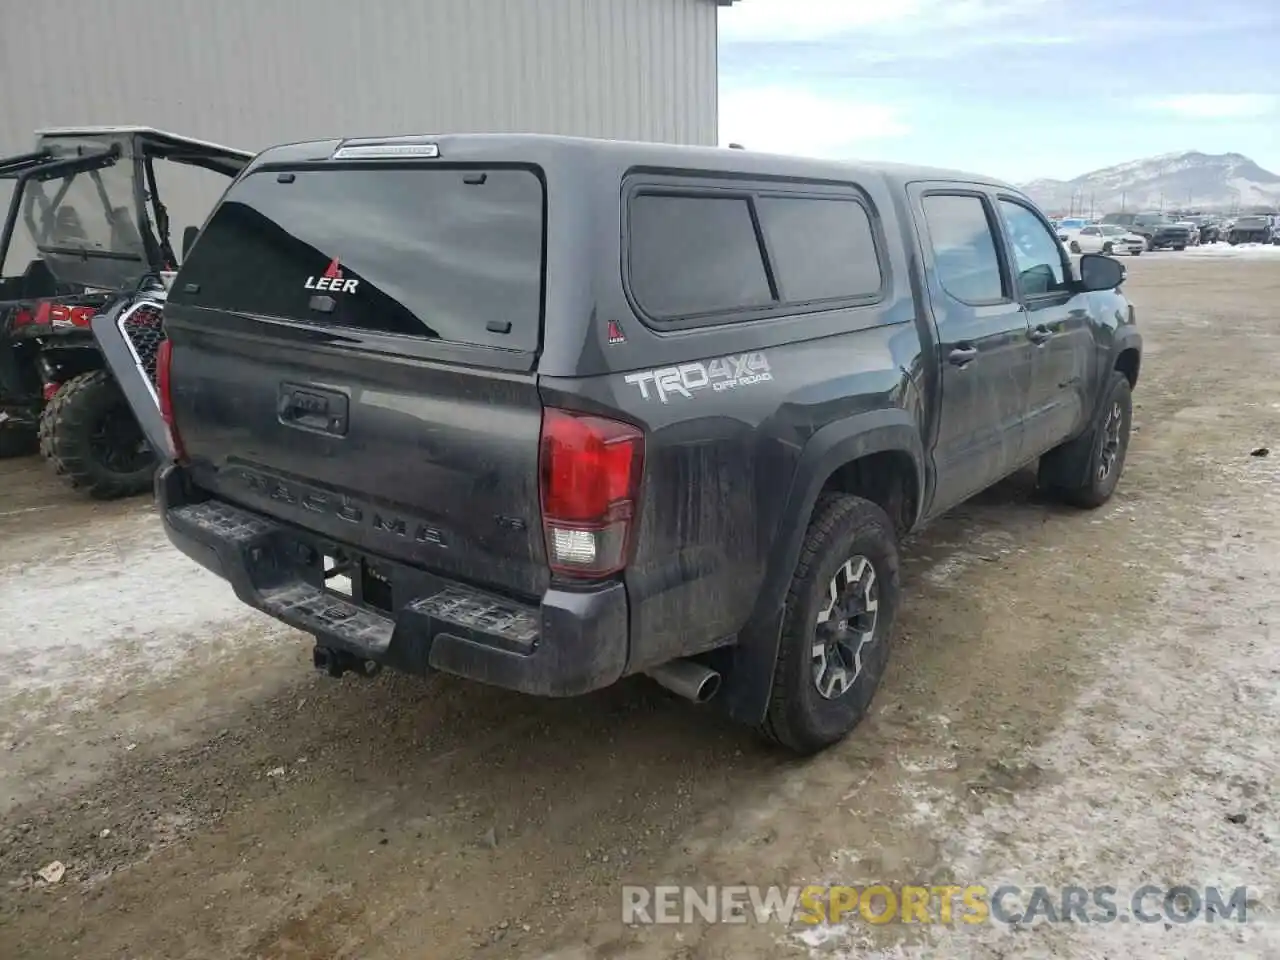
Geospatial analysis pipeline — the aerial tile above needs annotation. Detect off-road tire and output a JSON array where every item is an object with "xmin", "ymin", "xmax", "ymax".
[
  {"xmin": 1038, "ymin": 371, "xmax": 1133, "ymax": 509},
  {"xmin": 39, "ymin": 371, "xmax": 156, "ymax": 500},
  {"xmin": 760, "ymin": 494, "xmax": 900, "ymax": 755},
  {"xmin": 0, "ymin": 420, "xmax": 38, "ymax": 459}
]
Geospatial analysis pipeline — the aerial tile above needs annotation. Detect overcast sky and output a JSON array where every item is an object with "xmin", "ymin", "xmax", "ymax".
[{"xmin": 717, "ymin": 0, "xmax": 1280, "ymax": 182}]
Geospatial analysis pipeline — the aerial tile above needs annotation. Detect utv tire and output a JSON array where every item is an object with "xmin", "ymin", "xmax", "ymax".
[
  {"xmin": 1038, "ymin": 371, "xmax": 1133, "ymax": 509},
  {"xmin": 39, "ymin": 371, "xmax": 156, "ymax": 500},
  {"xmin": 760, "ymin": 494, "xmax": 900, "ymax": 755},
  {"xmin": 0, "ymin": 421, "xmax": 38, "ymax": 459}
]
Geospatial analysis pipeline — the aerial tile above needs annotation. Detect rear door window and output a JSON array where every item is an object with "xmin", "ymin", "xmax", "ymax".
[
  {"xmin": 171, "ymin": 165, "xmax": 545, "ymax": 352},
  {"xmin": 920, "ymin": 194, "xmax": 1006, "ymax": 304}
]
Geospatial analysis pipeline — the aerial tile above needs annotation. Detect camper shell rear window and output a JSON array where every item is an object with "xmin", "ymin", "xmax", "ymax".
[{"xmin": 171, "ymin": 163, "xmax": 546, "ymax": 353}]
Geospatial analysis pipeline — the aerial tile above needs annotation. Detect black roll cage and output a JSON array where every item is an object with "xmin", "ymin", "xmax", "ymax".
[{"xmin": 0, "ymin": 129, "xmax": 251, "ymax": 287}]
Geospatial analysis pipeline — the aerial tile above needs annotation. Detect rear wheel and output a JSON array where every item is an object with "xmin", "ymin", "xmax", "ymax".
[
  {"xmin": 760, "ymin": 494, "xmax": 900, "ymax": 755},
  {"xmin": 39, "ymin": 371, "xmax": 156, "ymax": 499},
  {"xmin": 1069, "ymin": 240, "xmax": 1081, "ymax": 253},
  {"xmin": 0, "ymin": 419, "xmax": 38, "ymax": 459}
]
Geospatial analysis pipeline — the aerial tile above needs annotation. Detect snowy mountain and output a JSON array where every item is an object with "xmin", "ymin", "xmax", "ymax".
[{"xmin": 1022, "ymin": 151, "xmax": 1280, "ymax": 215}]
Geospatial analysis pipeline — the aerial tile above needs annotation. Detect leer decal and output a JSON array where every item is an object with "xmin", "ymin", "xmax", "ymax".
[{"xmin": 304, "ymin": 258, "xmax": 360, "ymax": 294}]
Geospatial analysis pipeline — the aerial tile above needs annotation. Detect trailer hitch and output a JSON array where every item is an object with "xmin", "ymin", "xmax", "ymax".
[{"xmin": 312, "ymin": 645, "xmax": 382, "ymax": 679}]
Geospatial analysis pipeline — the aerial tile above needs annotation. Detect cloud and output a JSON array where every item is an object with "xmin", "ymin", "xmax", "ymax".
[
  {"xmin": 719, "ymin": 0, "xmax": 1075, "ymax": 68},
  {"xmin": 719, "ymin": 87, "xmax": 909, "ymax": 157},
  {"xmin": 719, "ymin": 0, "xmax": 1059, "ymax": 44},
  {"xmin": 1146, "ymin": 94, "xmax": 1279, "ymax": 119}
]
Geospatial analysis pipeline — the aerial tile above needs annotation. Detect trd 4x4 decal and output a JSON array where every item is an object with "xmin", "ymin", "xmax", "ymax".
[{"xmin": 624, "ymin": 352, "xmax": 773, "ymax": 404}]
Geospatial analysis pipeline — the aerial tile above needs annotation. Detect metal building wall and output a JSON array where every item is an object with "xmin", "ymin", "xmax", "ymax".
[{"xmin": 0, "ymin": 0, "xmax": 721, "ymax": 156}]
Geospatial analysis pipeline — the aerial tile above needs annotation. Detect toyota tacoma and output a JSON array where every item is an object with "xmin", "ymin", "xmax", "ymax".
[{"xmin": 147, "ymin": 135, "xmax": 1141, "ymax": 754}]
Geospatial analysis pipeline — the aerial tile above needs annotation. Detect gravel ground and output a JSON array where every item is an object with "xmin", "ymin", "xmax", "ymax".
[{"xmin": 0, "ymin": 253, "xmax": 1276, "ymax": 959}]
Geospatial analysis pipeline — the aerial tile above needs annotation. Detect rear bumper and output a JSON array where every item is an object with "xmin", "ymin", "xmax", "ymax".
[{"xmin": 156, "ymin": 465, "xmax": 629, "ymax": 697}]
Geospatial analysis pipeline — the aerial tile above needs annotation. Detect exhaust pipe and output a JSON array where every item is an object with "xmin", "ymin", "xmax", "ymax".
[{"xmin": 646, "ymin": 658, "xmax": 722, "ymax": 704}]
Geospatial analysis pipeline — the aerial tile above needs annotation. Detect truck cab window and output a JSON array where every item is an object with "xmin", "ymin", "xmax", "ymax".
[
  {"xmin": 998, "ymin": 200, "xmax": 1068, "ymax": 297},
  {"xmin": 920, "ymin": 194, "xmax": 1005, "ymax": 304}
]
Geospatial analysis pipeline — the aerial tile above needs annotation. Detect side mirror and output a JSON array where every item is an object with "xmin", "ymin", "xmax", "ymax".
[
  {"xmin": 1078, "ymin": 252, "xmax": 1125, "ymax": 291},
  {"xmin": 181, "ymin": 225, "xmax": 200, "ymax": 261}
]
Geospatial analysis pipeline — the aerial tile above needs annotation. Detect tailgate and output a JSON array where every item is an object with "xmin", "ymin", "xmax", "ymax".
[{"xmin": 163, "ymin": 160, "xmax": 550, "ymax": 599}]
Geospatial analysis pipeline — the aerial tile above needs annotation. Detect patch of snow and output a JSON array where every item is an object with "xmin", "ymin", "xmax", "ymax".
[
  {"xmin": 852, "ymin": 521, "xmax": 1278, "ymax": 957},
  {"xmin": 0, "ymin": 511, "xmax": 285, "ymax": 702},
  {"xmin": 1181, "ymin": 242, "xmax": 1280, "ymax": 259}
]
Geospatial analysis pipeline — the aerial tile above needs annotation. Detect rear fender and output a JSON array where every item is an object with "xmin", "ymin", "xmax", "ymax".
[{"xmin": 720, "ymin": 409, "xmax": 925, "ymax": 724}]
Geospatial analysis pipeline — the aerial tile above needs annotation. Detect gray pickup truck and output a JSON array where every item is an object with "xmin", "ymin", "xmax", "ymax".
[{"xmin": 136, "ymin": 135, "xmax": 1141, "ymax": 754}]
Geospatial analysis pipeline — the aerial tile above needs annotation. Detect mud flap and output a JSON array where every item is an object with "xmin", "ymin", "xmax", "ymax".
[
  {"xmin": 90, "ymin": 297, "xmax": 172, "ymax": 460},
  {"xmin": 718, "ymin": 606, "xmax": 786, "ymax": 725}
]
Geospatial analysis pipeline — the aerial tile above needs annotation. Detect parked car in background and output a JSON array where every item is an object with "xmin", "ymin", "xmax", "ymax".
[
  {"xmin": 1196, "ymin": 219, "xmax": 1223, "ymax": 244},
  {"xmin": 1069, "ymin": 224, "xmax": 1145, "ymax": 256},
  {"xmin": 1227, "ymin": 215, "xmax": 1274, "ymax": 245},
  {"xmin": 1055, "ymin": 217, "xmax": 1097, "ymax": 247},
  {"xmin": 1174, "ymin": 219, "xmax": 1201, "ymax": 245},
  {"xmin": 1100, "ymin": 212, "xmax": 1191, "ymax": 251}
]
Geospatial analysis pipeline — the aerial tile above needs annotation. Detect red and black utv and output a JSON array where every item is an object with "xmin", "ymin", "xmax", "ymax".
[{"xmin": 0, "ymin": 127, "xmax": 249, "ymax": 497}]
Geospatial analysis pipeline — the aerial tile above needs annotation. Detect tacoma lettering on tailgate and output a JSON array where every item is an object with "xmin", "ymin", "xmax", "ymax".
[{"xmin": 232, "ymin": 468, "xmax": 449, "ymax": 548}]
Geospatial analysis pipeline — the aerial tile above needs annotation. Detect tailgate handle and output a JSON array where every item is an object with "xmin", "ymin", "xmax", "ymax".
[{"xmin": 278, "ymin": 383, "xmax": 349, "ymax": 436}]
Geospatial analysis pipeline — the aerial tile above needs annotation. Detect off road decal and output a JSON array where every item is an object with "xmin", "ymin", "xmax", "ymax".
[
  {"xmin": 304, "ymin": 258, "xmax": 359, "ymax": 294},
  {"xmin": 624, "ymin": 352, "xmax": 772, "ymax": 404}
]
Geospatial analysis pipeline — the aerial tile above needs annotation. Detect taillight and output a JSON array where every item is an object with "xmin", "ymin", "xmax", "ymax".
[
  {"xmin": 155, "ymin": 339, "xmax": 186, "ymax": 461},
  {"xmin": 539, "ymin": 408, "xmax": 644, "ymax": 579},
  {"xmin": 11, "ymin": 308, "xmax": 35, "ymax": 328}
]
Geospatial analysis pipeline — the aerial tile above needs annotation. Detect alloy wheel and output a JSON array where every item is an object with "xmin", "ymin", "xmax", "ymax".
[{"xmin": 811, "ymin": 555, "xmax": 879, "ymax": 699}]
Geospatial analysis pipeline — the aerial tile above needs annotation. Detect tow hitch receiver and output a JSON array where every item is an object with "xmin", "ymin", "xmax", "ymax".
[{"xmin": 313, "ymin": 644, "xmax": 382, "ymax": 679}]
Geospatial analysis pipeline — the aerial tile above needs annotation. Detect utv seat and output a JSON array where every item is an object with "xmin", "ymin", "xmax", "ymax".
[
  {"xmin": 51, "ymin": 206, "xmax": 88, "ymax": 245},
  {"xmin": 108, "ymin": 206, "xmax": 143, "ymax": 253}
]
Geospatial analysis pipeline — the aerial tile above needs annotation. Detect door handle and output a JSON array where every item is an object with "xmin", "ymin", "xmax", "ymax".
[
  {"xmin": 948, "ymin": 345, "xmax": 978, "ymax": 366},
  {"xmin": 1029, "ymin": 325, "xmax": 1053, "ymax": 345}
]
